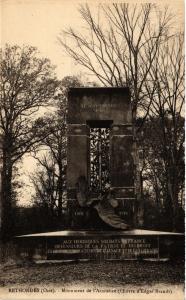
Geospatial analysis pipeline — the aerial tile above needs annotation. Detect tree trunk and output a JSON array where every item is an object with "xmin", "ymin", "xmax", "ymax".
[
  {"xmin": 171, "ymin": 180, "xmax": 180, "ymax": 232},
  {"xmin": 132, "ymin": 107, "xmax": 141, "ymax": 227},
  {"xmin": 166, "ymin": 164, "xmax": 180, "ymax": 232},
  {"xmin": 58, "ymin": 161, "xmax": 63, "ymax": 220},
  {"xmin": 1, "ymin": 148, "xmax": 14, "ymax": 241}
]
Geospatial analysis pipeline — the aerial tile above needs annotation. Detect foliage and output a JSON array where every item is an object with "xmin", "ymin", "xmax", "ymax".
[
  {"xmin": 137, "ymin": 111, "xmax": 184, "ymax": 231},
  {"xmin": 141, "ymin": 33, "xmax": 184, "ymax": 230},
  {"xmin": 0, "ymin": 44, "xmax": 59, "ymax": 240}
]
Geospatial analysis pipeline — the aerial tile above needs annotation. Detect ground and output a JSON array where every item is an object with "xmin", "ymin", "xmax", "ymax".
[{"xmin": 0, "ymin": 259, "xmax": 184, "ymax": 287}]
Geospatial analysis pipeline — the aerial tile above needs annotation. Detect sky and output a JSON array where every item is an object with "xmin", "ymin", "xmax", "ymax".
[
  {"xmin": 1, "ymin": 0, "xmax": 84, "ymax": 79},
  {"xmin": 0, "ymin": 0, "xmax": 184, "ymax": 205},
  {"xmin": 1, "ymin": 0, "xmax": 184, "ymax": 79}
]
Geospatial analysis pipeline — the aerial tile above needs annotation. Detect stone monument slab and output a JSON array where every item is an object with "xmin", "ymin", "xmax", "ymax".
[
  {"xmin": 15, "ymin": 230, "xmax": 184, "ymax": 262},
  {"xmin": 67, "ymin": 87, "xmax": 135, "ymax": 227}
]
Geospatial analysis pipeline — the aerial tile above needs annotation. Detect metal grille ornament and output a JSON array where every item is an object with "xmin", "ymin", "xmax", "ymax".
[{"xmin": 90, "ymin": 128, "xmax": 110, "ymax": 195}]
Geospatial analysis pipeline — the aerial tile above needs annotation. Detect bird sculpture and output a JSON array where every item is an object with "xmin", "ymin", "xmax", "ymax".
[{"xmin": 76, "ymin": 176, "xmax": 130, "ymax": 230}]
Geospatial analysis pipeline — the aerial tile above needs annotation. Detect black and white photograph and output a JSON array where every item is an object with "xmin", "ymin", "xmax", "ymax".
[{"xmin": 0, "ymin": 1, "xmax": 184, "ymax": 299}]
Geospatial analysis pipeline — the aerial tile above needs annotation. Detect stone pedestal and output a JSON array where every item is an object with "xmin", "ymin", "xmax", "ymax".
[{"xmin": 15, "ymin": 230, "xmax": 184, "ymax": 262}]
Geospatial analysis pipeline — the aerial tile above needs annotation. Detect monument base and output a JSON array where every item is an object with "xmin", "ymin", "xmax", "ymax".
[{"xmin": 15, "ymin": 229, "xmax": 184, "ymax": 262}]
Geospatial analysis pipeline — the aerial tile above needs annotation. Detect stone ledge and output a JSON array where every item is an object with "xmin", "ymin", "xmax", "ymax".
[
  {"xmin": 16, "ymin": 229, "xmax": 184, "ymax": 238},
  {"xmin": 15, "ymin": 230, "xmax": 184, "ymax": 262}
]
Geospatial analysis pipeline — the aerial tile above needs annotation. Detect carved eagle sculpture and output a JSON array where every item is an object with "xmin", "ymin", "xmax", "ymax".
[{"xmin": 76, "ymin": 176, "xmax": 130, "ymax": 230}]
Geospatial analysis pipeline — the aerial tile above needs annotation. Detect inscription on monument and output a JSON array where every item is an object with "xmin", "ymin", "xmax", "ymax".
[
  {"xmin": 47, "ymin": 237, "xmax": 159, "ymax": 260},
  {"xmin": 80, "ymin": 103, "xmax": 119, "ymax": 112}
]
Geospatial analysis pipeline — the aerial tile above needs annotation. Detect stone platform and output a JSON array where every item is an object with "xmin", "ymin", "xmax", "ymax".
[{"xmin": 15, "ymin": 229, "xmax": 184, "ymax": 262}]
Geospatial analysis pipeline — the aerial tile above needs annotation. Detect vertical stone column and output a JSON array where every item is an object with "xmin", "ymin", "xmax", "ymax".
[
  {"xmin": 67, "ymin": 124, "xmax": 90, "ymax": 227},
  {"xmin": 110, "ymin": 124, "xmax": 135, "ymax": 224}
]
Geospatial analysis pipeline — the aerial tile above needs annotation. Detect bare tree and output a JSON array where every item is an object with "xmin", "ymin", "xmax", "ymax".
[
  {"xmin": 32, "ymin": 114, "xmax": 67, "ymax": 219},
  {"xmin": 144, "ymin": 33, "xmax": 184, "ymax": 230},
  {"xmin": 136, "ymin": 33, "xmax": 184, "ymax": 230},
  {"xmin": 59, "ymin": 3, "xmax": 174, "ymax": 121},
  {"xmin": 59, "ymin": 3, "xmax": 178, "ymax": 227},
  {"xmin": 30, "ymin": 76, "xmax": 82, "ymax": 220},
  {"xmin": 140, "ymin": 114, "xmax": 184, "ymax": 231},
  {"xmin": 59, "ymin": 4, "xmax": 183, "ymax": 230},
  {"xmin": 30, "ymin": 154, "xmax": 62, "ymax": 216},
  {"xmin": 0, "ymin": 45, "xmax": 59, "ymax": 240}
]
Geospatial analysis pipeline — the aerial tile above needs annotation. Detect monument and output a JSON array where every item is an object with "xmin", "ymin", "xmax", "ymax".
[
  {"xmin": 15, "ymin": 87, "xmax": 184, "ymax": 262},
  {"xmin": 67, "ymin": 87, "xmax": 135, "ymax": 229}
]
